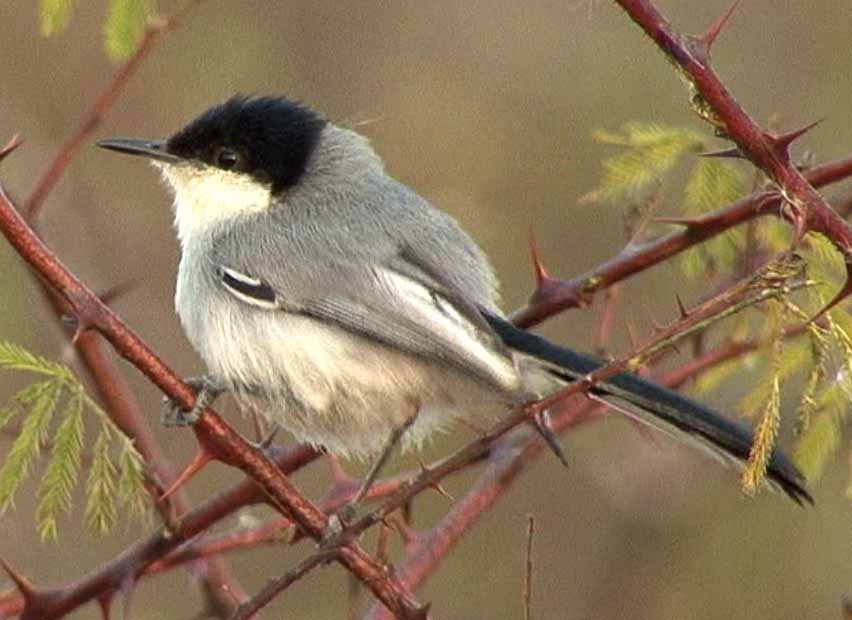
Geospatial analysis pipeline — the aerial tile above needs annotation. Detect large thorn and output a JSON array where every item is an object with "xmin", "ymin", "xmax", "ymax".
[
  {"xmin": 98, "ymin": 277, "xmax": 141, "ymax": 307},
  {"xmin": 97, "ymin": 594, "xmax": 113, "ymax": 620},
  {"xmin": 810, "ymin": 268, "xmax": 852, "ymax": 321},
  {"xmin": 653, "ymin": 215, "xmax": 703, "ymax": 228},
  {"xmin": 697, "ymin": 1, "xmax": 739, "ymax": 50},
  {"xmin": 675, "ymin": 294, "xmax": 690, "ymax": 319},
  {"xmin": 700, "ymin": 145, "xmax": 745, "ymax": 159},
  {"xmin": 767, "ymin": 119, "xmax": 823, "ymax": 158},
  {"xmin": 0, "ymin": 135, "xmax": 23, "ymax": 163},
  {"xmin": 0, "ymin": 557, "xmax": 36, "ymax": 602},
  {"xmin": 158, "ymin": 447, "xmax": 216, "ymax": 503},
  {"xmin": 528, "ymin": 229, "xmax": 552, "ymax": 288}
]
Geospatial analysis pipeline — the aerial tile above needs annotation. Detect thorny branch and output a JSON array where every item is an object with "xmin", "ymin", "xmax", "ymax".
[
  {"xmin": 8, "ymin": 1, "xmax": 249, "ymax": 616},
  {"xmin": 511, "ymin": 155, "xmax": 852, "ymax": 328},
  {"xmin": 2, "ymin": 2, "xmax": 852, "ymax": 618},
  {"xmin": 613, "ymin": 0, "xmax": 852, "ymax": 311},
  {"xmin": 0, "ymin": 181, "xmax": 427, "ymax": 619}
]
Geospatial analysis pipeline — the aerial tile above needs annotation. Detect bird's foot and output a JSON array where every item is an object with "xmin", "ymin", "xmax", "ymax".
[{"xmin": 162, "ymin": 375, "xmax": 226, "ymax": 426}]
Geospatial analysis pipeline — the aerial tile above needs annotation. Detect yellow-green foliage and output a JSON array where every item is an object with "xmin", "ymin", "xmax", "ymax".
[
  {"xmin": 0, "ymin": 342, "xmax": 147, "ymax": 540},
  {"xmin": 39, "ymin": 0, "xmax": 77, "ymax": 36},
  {"xmin": 586, "ymin": 121, "xmax": 852, "ymax": 493},
  {"xmin": 679, "ymin": 158, "xmax": 747, "ymax": 279},
  {"xmin": 583, "ymin": 123, "xmax": 707, "ymax": 204},
  {"xmin": 105, "ymin": 0, "xmax": 154, "ymax": 61},
  {"xmin": 39, "ymin": 0, "xmax": 155, "ymax": 61}
]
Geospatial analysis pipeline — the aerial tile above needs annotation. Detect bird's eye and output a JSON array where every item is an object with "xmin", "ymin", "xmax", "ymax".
[{"xmin": 215, "ymin": 148, "xmax": 240, "ymax": 170}]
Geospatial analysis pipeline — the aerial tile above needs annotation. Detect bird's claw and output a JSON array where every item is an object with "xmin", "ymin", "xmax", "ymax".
[{"xmin": 162, "ymin": 375, "xmax": 225, "ymax": 427}]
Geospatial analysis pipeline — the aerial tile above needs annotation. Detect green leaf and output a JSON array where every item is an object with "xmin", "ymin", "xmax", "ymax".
[
  {"xmin": 738, "ymin": 337, "xmax": 811, "ymax": 415},
  {"xmin": 0, "ymin": 407, "xmax": 18, "ymax": 432},
  {"xmin": 0, "ymin": 341, "xmax": 70, "ymax": 378},
  {"xmin": 800, "ymin": 232, "xmax": 847, "ymax": 303},
  {"xmin": 678, "ymin": 158, "xmax": 746, "ymax": 279},
  {"xmin": 742, "ymin": 339, "xmax": 783, "ymax": 495},
  {"xmin": 104, "ymin": 0, "xmax": 154, "ymax": 61},
  {"xmin": 39, "ymin": 0, "xmax": 77, "ymax": 37},
  {"xmin": 0, "ymin": 381, "xmax": 61, "ymax": 511},
  {"xmin": 85, "ymin": 425, "xmax": 117, "ymax": 535},
  {"xmin": 117, "ymin": 437, "xmax": 147, "ymax": 518},
  {"xmin": 793, "ymin": 406, "xmax": 843, "ymax": 483},
  {"xmin": 36, "ymin": 393, "xmax": 85, "ymax": 540},
  {"xmin": 682, "ymin": 158, "xmax": 745, "ymax": 215},
  {"xmin": 583, "ymin": 123, "xmax": 706, "ymax": 204}
]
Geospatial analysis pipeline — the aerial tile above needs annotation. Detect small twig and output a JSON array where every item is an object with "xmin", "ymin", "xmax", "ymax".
[
  {"xmin": 25, "ymin": 1, "xmax": 203, "ymax": 221},
  {"xmin": 523, "ymin": 514, "xmax": 535, "ymax": 620},
  {"xmin": 229, "ymin": 551, "xmax": 337, "ymax": 620},
  {"xmin": 595, "ymin": 285, "xmax": 621, "ymax": 355}
]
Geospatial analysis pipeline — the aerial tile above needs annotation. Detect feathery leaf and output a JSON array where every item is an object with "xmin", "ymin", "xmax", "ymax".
[
  {"xmin": 39, "ymin": 0, "xmax": 77, "ymax": 37},
  {"xmin": 0, "ymin": 342, "xmax": 70, "ymax": 378},
  {"xmin": 36, "ymin": 392, "xmax": 85, "ymax": 540},
  {"xmin": 582, "ymin": 123, "xmax": 705, "ymax": 204},
  {"xmin": 0, "ymin": 381, "xmax": 61, "ymax": 511},
  {"xmin": 104, "ymin": 0, "xmax": 154, "ymax": 61},
  {"xmin": 742, "ymin": 338, "xmax": 783, "ymax": 495},
  {"xmin": 117, "ymin": 437, "xmax": 148, "ymax": 519},
  {"xmin": 86, "ymin": 425, "xmax": 118, "ymax": 535}
]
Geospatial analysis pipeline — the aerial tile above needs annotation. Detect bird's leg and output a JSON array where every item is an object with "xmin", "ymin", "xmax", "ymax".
[
  {"xmin": 327, "ymin": 410, "xmax": 419, "ymax": 536},
  {"xmin": 162, "ymin": 375, "xmax": 227, "ymax": 426}
]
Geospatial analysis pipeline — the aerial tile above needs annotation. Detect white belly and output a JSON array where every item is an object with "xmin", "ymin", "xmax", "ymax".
[{"xmin": 178, "ymin": 288, "xmax": 520, "ymax": 459}]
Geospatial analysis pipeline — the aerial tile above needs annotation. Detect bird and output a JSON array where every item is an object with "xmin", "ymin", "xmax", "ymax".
[{"xmin": 97, "ymin": 95, "xmax": 811, "ymax": 506}]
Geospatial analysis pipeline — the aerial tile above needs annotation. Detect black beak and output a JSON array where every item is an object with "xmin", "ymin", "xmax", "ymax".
[{"xmin": 96, "ymin": 138, "xmax": 180, "ymax": 163}]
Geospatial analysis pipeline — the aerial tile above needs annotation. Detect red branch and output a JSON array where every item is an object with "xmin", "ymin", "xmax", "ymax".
[
  {"xmin": 24, "ymin": 1, "xmax": 201, "ymax": 221},
  {"xmin": 614, "ymin": 0, "xmax": 852, "ymax": 311},
  {"xmin": 512, "ymin": 155, "xmax": 852, "ymax": 328},
  {"xmin": 0, "ymin": 185, "xmax": 425, "ymax": 619}
]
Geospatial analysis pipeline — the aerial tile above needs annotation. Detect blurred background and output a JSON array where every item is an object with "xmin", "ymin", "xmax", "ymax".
[{"xmin": 1, "ymin": 1, "xmax": 851, "ymax": 618}]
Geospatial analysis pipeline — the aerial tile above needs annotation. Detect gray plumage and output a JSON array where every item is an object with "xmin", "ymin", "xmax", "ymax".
[
  {"xmin": 97, "ymin": 95, "xmax": 811, "ymax": 503},
  {"xmin": 172, "ymin": 124, "xmax": 527, "ymax": 457}
]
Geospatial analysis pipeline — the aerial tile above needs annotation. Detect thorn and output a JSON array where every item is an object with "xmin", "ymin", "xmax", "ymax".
[
  {"xmin": 675, "ymin": 294, "xmax": 690, "ymax": 319},
  {"xmin": 653, "ymin": 215, "xmax": 702, "ymax": 227},
  {"xmin": 97, "ymin": 594, "xmax": 112, "ymax": 620},
  {"xmin": 767, "ymin": 119, "xmax": 823, "ymax": 157},
  {"xmin": 699, "ymin": 145, "xmax": 745, "ymax": 159},
  {"xmin": 0, "ymin": 135, "xmax": 23, "ymax": 163},
  {"xmin": 118, "ymin": 573, "xmax": 137, "ymax": 620},
  {"xmin": 0, "ymin": 557, "xmax": 36, "ymax": 602},
  {"xmin": 415, "ymin": 601, "xmax": 432, "ymax": 620},
  {"xmin": 697, "ymin": 1, "xmax": 739, "ymax": 50},
  {"xmin": 531, "ymin": 411, "xmax": 569, "ymax": 468},
  {"xmin": 158, "ymin": 447, "xmax": 215, "ymax": 503},
  {"xmin": 98, "ymin": 278, "xmax": 140, "ymax": 306},
  {"xmin": 528, "ymin": 229, "xmax": 552, "ymax": 287},
  {"xmin": 810, "ymin": 272, "xmax": 852, "ymax": 321},
  {"xmin": 418, "ymin": 462, "xmax": 455, "ymax": 501},
  {"xmin": 71, "ymin": 320, "xmax": 94, "ymax": 345},
  {"xmin": 388, "ymin": 516, "xmax": 419, "ymax": 546}
]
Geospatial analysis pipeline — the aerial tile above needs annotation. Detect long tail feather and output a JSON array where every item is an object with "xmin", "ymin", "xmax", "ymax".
[{"xmin": 482, "ymin": 312, "xmax": 812, "ymax": 505}]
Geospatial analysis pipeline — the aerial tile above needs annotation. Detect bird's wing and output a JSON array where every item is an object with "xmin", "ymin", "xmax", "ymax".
[{"xmin": 215, "ymin": 256, "xmax": 520, "ymax": 394}]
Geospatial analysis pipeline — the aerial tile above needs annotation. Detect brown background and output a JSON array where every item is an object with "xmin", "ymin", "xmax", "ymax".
[{"xmin": 1, "ymin": 1, "xmax": 850, "ymax": 618}]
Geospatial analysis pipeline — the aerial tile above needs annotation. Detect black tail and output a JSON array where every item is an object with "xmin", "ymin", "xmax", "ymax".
[{"xmin": 482, "ymin": 312, "xmax": 812, "ymax": 505}]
